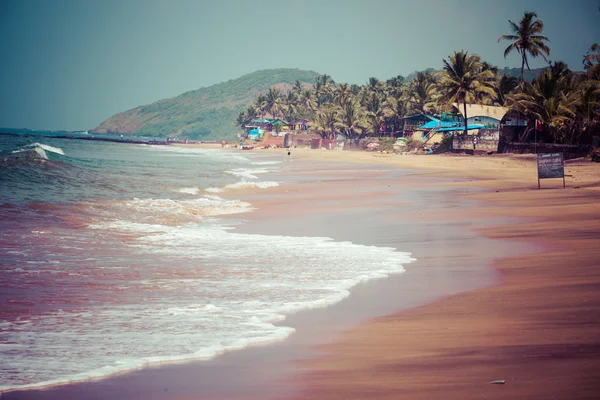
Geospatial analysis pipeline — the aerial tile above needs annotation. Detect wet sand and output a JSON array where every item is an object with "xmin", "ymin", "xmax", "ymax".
[
  {"xmin": 4, "ymin": 147, "xmax": 600, "ymax": 399},
  {"xmin": 281, "ymin": 150, "xmax": 600, "ymax": 400}
]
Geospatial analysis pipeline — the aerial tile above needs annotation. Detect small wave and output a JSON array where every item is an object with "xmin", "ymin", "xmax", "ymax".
[
  {"xmin": 5, "ymin": 142, "xmax": 65, "ymax": 162},
  {"xmin": 226, "ymin": 168, "xmax": 270, "ymax": 180},
  {"xmin": 177, "ymin": 187, "xmax": 200, "ymax": 195},
  {"xmin": 27, "ymin": 143, "xmax": 65, "ymax": 156},
  {"xmin": 9, "ymin": 147, "xmax": 48, "ymax": 160},
  {"xmin": 251, "ymin": 161, "xmax": 281, "ymax": 165},
  {"xmin": 206, "ymin": 180, "xmax": 279, "ymax": 193}
]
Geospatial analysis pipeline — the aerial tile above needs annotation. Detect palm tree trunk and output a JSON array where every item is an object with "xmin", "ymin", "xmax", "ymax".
[
  {"xmin": 520, "ymin": 53, "xmax": 525, "ymax": 81},
  {"xmin": 463, "ymin": 101, "xmax": 468, "ymax": 137}
]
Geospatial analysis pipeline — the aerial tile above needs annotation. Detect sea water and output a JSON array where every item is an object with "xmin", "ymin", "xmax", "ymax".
[{"xmin": 0, "ymin": 133, "xmax": 414, "ymax": 392}]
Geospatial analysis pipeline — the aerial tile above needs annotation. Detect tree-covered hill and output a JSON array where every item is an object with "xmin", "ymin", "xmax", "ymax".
[{"xmin": 91, "ymin": 68, "xmax": 320, "ymax": 140}]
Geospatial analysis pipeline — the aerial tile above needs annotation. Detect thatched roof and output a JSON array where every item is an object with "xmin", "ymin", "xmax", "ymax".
[{"xmin": 453, "ymin": 103, "xmax": 508, "ymax": 121}]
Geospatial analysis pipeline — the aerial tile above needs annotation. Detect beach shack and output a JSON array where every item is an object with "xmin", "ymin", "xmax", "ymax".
[
  {"xmin": 265, "ymin": 119, "xmax": 289, "ymax": 136},
  {"xmin": 402, "ymin": 114, "xmax": 436, "ymax": 132},
  {"xmin": 289, "ymin": 119, "xmax": 312, "ymax": 132},
  {"xmin": 453, "ymin": 103, "xmax": 508, "ymax": 130}
]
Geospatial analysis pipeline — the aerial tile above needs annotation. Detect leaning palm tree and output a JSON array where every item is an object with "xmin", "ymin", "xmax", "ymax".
[
  {"xmin": 498, "ymin": 11, "xmax": 551, "ymax": 81},
  {"xmin": 435, "ymin": 51, "xmax": 497, "ymax": 136}
]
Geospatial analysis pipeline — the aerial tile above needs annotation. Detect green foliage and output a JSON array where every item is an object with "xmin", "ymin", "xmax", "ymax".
[
  {"xmin": 92, "ymin": 68, "xmax": 319, "ymax": 140},
  {"xmin": 93, "ymin": 9, "xmax": 598, "ymax": 148},
  {"xmin": 434, "ymin": 134, "xmax": 453, "ymax": 154}
]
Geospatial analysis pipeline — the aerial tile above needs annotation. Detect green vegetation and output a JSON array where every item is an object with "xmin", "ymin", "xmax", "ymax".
[
  {"xmin": 92, "ymin": 69, "xmax": 319, "ymax": 140},
  {"xmin": 236, "ymin": 11, "xmax": 598, "ymax": 146},
  {"xmin": 94, "ymin": 12, "xmax": 598, "ymax": 146}
]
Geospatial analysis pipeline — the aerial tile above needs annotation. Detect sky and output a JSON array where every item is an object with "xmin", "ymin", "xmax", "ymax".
[{"xmin": 0, "ymin": 0, "xmax": 598, "ymax": 131}]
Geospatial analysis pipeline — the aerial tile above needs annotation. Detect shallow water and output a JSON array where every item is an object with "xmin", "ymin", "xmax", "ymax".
[{"xmin": 0, "ymin": 134, "xmax": 415, "ymax": 391}]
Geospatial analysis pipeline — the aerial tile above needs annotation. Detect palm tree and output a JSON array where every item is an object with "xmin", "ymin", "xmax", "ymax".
[
  {"xmin": 583, "ymin": 44, "xmax": 600, "ymax": 95},
  {"xmin": 498, "ymin": 11, "xmax": 551, "ymax": 81},
  {"xmin": 334, "ymin": 83, "xmax": 352, "ymax": 106},
  {"xmin": 491, "ymin": 75, "xmax": 519, "ymax": 106},
  {"xmin": 337, "ymin": 98, "xmax": 366, "ymax": 139},
  {"xmin": 283, "ymin": 91, "xmax": 297, "ymax": 122},
  {"xmin": 313, "ymin": 107, "xmax": 339, "ymax": 139},
  {"xmin": 262, "ymin": 88, "xmax": 285, "ymax": 119},
  {"xmin": 406, "ymin": 72, "xmax": 437, "ymax": 114},
  {"xmin": 299, "ymin": 89, "xmax": 317, "ymax": 118},
  {"xmin": 436, "ymin": 51, "xmax": 497, "ymax": 136},
  {"xmin": 506, "ymin": 62, "xmax": 576, "ymax": 143},
  {"xmin": 382, "ymin": 95, "xmax": 408, "ymax": 133},
  {"xmin": 564, "ymin": 85, "xmax": 600, "ymax": 144}
]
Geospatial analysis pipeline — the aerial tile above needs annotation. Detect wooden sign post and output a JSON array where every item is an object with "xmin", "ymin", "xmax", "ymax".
[{"xmin": 537, "ymin": 152, "xmax": 565, "ymax": 189}]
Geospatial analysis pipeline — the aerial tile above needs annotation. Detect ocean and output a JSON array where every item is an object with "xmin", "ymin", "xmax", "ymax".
[{"xmin": 0, "ymin": 132, "xmax": 415, "ymax": 392}]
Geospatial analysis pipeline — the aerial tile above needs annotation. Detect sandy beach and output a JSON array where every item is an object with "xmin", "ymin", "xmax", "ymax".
[
  {"xmin": 274, "ymin": 148, "xmax": 600, "ymax": 399},
  {"xmin": 214, "ymin": 145, "xmax": 600, "ymax": 399},
  {"xmin": 4, "ymin": 145, "xmax": 599, "ymax": 400}
]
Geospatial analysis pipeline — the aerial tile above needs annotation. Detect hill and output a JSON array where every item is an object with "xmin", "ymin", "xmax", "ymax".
[
  {"xmin": 92, "ymin": 68, "xmax": 320, "ymax": 140},
  {"xmin": 500, "ymin": 66, "xmax": 545, "ymax": 82}
]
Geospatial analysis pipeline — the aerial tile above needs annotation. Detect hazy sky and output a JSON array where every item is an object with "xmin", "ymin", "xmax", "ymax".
[{"xmin": 0, "ymin": 0, "xmax": 598, "ymax": 131}]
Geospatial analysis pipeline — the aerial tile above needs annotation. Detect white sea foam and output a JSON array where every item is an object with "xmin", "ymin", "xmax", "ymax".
[
  {"xmin": 226, "ymin": 168, "xmax": 270, "ymax": 180},
  {"xmin": 177, "ymin": 187, "xmax": 200, "ymax": 195},
  {"xmin": 11, "ymin": 143, "xmax": 65, "ymax": 158},
  {"xmin": 206, "ymin": 180, "xmax": 279, "ymax": 193},
  {"xmin": 143, "ymin": 145, "xmax": 251, "ymax": 162},
  {"xmin": 251, "ymin": 161, "xmax": 281, "ymax": 165},
  {"xmin": 31, "ymin": 143, "xmax": 65, "ymax": 155},
  {"xmin": 122, "ymin": 195, "xmax": 254, "ymax": 221},
  {"xmin": 1, "ymin": 217, "xmax": 415, "ymax": 393}
]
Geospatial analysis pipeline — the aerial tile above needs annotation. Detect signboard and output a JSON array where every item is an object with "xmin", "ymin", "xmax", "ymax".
[{"xmin": 537, "ymin": 152, "xmax": 565, "ymax": 188}]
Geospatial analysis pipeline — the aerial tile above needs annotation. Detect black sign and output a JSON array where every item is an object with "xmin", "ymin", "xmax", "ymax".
[
  {"xmin": 537, "ymin": 153, "xmax": 565, "ymax": 188},
  {"xmin": 537, "ymin": 153, "xmax": 564, "ymax": 178}
]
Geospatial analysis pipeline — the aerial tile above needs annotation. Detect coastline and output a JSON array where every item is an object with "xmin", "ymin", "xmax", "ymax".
[{"xmin": 4, "ymin": 147, "xmax": 599, "ymax": 399}]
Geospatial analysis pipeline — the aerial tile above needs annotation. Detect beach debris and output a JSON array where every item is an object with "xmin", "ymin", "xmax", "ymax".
[{"xmin": 490, "ymin": 380, "xmax": 506, "ymax": 385}]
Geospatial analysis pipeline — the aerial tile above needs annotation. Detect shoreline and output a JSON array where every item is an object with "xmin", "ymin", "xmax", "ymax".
[{"xmin": 4, "ymin": 147, "xmax": 599, "ymax": 399}]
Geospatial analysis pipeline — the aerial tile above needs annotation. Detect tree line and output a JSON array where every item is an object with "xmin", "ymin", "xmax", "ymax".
[{"xmin": 236, "ymin": 12, "xmax": 599, "ymax": 145}]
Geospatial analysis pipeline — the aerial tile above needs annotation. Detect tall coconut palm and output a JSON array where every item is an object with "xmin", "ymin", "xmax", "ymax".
[
  {"xmin": 498, "ymin": 11, "xmax": 551, "ymax": 81},
  {"xmin": 436, "ymin": 51, "xmax": 497, "ymax": 136}
]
